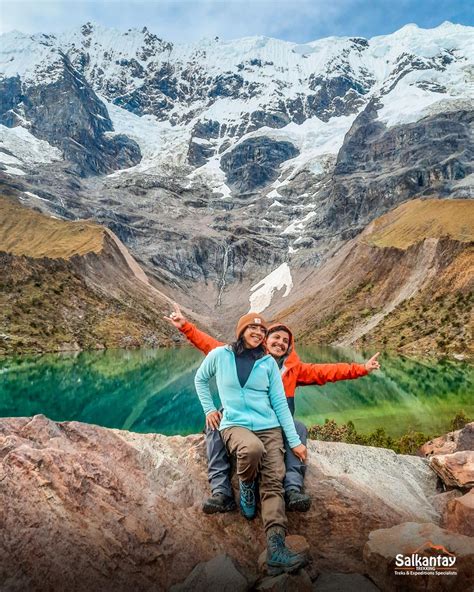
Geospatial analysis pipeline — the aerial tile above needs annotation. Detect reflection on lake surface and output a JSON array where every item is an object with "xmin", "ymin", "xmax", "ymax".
[{"xmin": 0, "ymin": 346, "xmax": 472, "ymax": 437}]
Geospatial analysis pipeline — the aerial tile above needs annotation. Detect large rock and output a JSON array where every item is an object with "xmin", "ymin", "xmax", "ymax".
[
  {"xmin": 170, "ymin": 554, "xmax": 250, "ymax": 592},
  {"xmin": 430, "ymin": 490, "xmax": 463, "ymax": 519},
  {"xmin": 294, "ymin": 440, "xmax": 439, "ymax": 572},
  {"xmin": 256, "ymin": 570, "xmax": 312, "ymax": 591},
  {"xmin": 313, "ymin": 572, "xmax": 380, "ymax": 591},
  {"xmin": 420, "ymin": 423, "xmax": 474, "ymax": 457},
  {"xmin": 443, "ymin": 490, "xmax": 474, "ymax": 537},
  {"xmin": 363, "ymin": 522, "xmax": 474, "ymax": 592},
  {"xmin": 429, "ymin": 451, "xmax": 474, "ymax": 489},
  {"xmin": 0, "ymin": 416, "xmax": 441, "ymax": 591}
]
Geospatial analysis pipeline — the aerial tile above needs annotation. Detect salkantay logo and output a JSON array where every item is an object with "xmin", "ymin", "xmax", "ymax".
[{"xmin": 394, "ymin": 541, "xmax": 457, "ymax": 578}]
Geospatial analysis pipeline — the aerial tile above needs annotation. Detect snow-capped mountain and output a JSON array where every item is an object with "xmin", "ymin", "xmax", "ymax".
[{"xmin": 0, "ymin": 22, "xmax": 472, "ymax": 326}]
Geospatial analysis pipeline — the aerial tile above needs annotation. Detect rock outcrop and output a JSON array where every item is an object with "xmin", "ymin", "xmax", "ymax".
[
  {"xmin": 418, "ymin": 422, "xmax": 474, "ymax": 542},
  {"xmin": 0, "ymin": 415, "xmax": 445, "ymax": 591},
  {"xmin": 442, "ymin": 490, "xmax": 474, "ymax": 537},
  {"xmin": 363, "ymin": 522, "xmax": 474, "ymax": 592},
  {"xmin": 429, "ymin": 451, "xmax": 474, "ymax": 489},
  {"xmin": 420, "ymin": 422, "xmax": 474, "ymax": 457},
  {"xmin": 0, "ymin": 55, "xmax": 141, "ymax": 176},
  {"xmin": 220, "ymin": 137, "xmax": 299, "ymax": 194}
]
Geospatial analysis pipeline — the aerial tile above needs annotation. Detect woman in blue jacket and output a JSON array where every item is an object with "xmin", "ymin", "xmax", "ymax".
[{"xmin": 194, "ymin": 313, "xmax": 307, "ymax": 575}]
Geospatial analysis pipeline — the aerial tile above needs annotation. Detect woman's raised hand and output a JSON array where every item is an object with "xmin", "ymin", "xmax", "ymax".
[
  {"xmin": 292, "ymin": 443, "xmax": 307, "ymax": 463},
  {"xmin": 365, "ymin": 352, "xmax": 381, "ymax": 373},
  {"xmin": 206, "ymin": 410, "xmax": 222, "ymax": 431},
  {"xmin": 164, "ymin": 302, "xmax": 186, "ymax": 329}
]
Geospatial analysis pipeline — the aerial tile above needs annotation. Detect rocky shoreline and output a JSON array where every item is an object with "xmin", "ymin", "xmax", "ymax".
[{"xmin": 0, "ymin": 416, "xmax": 472, "ymax": 591}]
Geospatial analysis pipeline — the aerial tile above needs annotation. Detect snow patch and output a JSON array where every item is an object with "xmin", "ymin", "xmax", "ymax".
[
  {"xmin": 191, "ymin": 136, "xmax": 212, "ymax": 145},
  {"xmin": 267, "ymin": 189, "xmax": 282, "ymax": 199},
  {"xmin": 249, "ymin": 263, "xmax": 293, "ymax": 313},
  {"xmin": 240, "ymin": 114, "xmax": 357, "ymax": 188},
  {"xmin": 24, "ymin": 191, "xmax": 50, "ymax": 202},
  {"xmin": 281, "ymin": 211, "xmax": 316, "ymax": 235},
  {"xmin": 0, "ymin": 125, "xmax": 62, "ymax": 168},
  {"xmin": 103, "ymin": 98, "xmax": 191, "ymax": 175},
  {"xmin": 2, "ymin": 165, "xmax": 25, "ymax": 176}
]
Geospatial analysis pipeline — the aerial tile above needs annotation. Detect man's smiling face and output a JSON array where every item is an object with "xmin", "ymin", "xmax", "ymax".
[{"xmin": 266, "ymin": 329, "xmax": 291, "ymax": 358}]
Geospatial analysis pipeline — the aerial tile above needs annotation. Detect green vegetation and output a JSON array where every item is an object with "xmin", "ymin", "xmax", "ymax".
[
  {"xmin": 0, "ymin": 253, "xmax": 175, "ymax": 355},
  {"xmin": 361, "ymin": 287, "xmax": 473, "ymax": 356},
  {"xmin": 307, "ymin": 410, "xmax": 472, "ymax": 455}
]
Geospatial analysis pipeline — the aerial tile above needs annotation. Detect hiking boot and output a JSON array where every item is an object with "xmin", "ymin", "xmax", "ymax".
[
  {"xmin": 285, "ymin": 489, "xmax": 311, "ymax": 512},
  {"xmin": 202, "ymin": 492, "xmax": 236, "ymax": 514},
  {"xmin": 266, "ymin": 526, "xmax": 308, "ymax": 576},
  {"xmin": 239, "ymin": 480, "xmax": 257, "ymax": 520}
]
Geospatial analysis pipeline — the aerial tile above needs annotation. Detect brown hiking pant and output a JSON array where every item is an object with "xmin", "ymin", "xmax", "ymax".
[{"xmin": 221, "ymin": 426, "xmax": 287, "ymax": 532}]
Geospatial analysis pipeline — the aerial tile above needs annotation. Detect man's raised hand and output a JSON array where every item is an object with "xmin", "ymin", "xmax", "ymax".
[
  {"xmin": 365, "ymin": 352, "xmax": 381, "ymax": 373},
  {"xmin": 164, "ymin": 302, "xmax": 186, "ymax": 329}
]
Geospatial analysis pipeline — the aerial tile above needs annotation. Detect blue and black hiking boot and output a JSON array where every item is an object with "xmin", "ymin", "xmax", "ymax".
[
  {"xmin": 202, "ymin": 492, "xmax": 237, "ymax": 514},
  {"xmin": 266, "ymin": 526, "xmax": 308, "ymax": 576},
  {"xmin": 239, "ymin": 479, "xmax": 257, "ymax": 520},
  {"xmin": 285, "ymin": 489, "xmax": 311, "ymax": 512}
]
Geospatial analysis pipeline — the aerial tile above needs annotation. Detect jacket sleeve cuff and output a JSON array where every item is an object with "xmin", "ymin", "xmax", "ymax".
[
  {"xmin": 179, "ymin": 321, "xmax": 194, "ymax": 335},
  {"xmin": 287, "ymin": 435, "xmax": 302, "ymax": 448}
]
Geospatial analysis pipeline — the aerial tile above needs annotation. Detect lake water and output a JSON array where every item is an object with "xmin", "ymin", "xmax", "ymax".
[{"xmin": 0, "ymin": 346, "xmax": 472, "ymax": 438}]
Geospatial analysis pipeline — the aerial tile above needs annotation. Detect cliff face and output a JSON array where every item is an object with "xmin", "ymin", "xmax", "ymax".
[
  {"xmin": 0, "ymin": 196, "xmax": 179, "ymax": 355},
  {"xmin": 272, "ymin": 199, "xmax": 474, "ymax": 357},
  {"xmin": 0, "ymin": 414, "xmax": 466, "ymax": 592}
]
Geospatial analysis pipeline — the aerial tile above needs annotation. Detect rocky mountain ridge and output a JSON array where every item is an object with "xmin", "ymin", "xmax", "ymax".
[{"xmin": 0, "ymin": 22, "xmax": 473, "ymax": 344}]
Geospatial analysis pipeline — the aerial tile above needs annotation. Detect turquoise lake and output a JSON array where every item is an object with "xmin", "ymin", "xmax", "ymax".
[{"xmin": 0, "ymin": 346, "xmax": 472, "ymax": 438}]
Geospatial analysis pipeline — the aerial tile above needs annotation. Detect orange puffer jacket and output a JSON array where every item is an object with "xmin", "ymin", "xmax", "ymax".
[{"xmin": 180, "ymin": 321, "xmax": 368, "ymax": 399}]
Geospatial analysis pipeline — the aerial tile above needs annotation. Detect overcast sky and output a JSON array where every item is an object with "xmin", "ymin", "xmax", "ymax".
[{"xmin": 0, "ymin": 0, "xmax": 472, "ymax": 42}]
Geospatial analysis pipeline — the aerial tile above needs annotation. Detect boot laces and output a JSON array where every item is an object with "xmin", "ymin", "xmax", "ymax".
[
  {"xmin": 268, "ymin": 534, "xmax": 297, "ymax": 561},
  {"xmin": 240, "ymin": 481, "xmax": 255, "ymax": 505}
]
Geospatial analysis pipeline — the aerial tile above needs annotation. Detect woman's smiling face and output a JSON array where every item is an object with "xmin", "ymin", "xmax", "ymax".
[
  {"xmin": 241, "ymin": 324, "xmax": 266, "ymax": 348},
  {"xmin": 265, "ymin": 330, "xmax": 291, "ymax": 357}
]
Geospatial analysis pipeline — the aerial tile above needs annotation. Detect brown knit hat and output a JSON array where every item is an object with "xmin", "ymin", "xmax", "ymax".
[{"xmin": 235, "ymin": 313, "xmax": 268, "ymax": 339}]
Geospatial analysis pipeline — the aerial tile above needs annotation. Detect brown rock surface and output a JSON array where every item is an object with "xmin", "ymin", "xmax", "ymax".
[
  {"xmin": 0, "ymin": 415, "xmax": 441, "ymax": 591},
  {"xmin": 256, "ymin": 570, "xmax": 313, "ymax": 591},
  {"xmin": 313, "ymin": 572, "xmax": 381, "ymax": 591},
  {"xmin": 443, "ymin": 490, "xmax": 474, "ymax": 537},
  {"xmin": 363, "ymin": 522, "xmax": 474, "ymax": 592},
  {"xmin": 170, "ymin": 554, "xmax": 251, "ymax": 592},
  {"xmin": 429, "ymin": 451, "xmax": 474, "ymax": 489},
  {"xmin": 430, "ymin": 490, "xmax": 463, "ymax": 519},
  {"xmin": 420, "ymin": 423, "xmax": 474, "ymax": 457}
]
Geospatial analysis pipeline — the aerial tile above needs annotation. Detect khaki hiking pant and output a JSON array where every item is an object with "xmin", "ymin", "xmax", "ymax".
[{"xmin": 221, "ymin": 426, "xmax": 286, "ymax": 532}]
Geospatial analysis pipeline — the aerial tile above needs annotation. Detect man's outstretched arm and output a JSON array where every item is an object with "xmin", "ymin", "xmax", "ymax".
[
  {"xmin": 296, "ymin": 353, "xmax": 380, "ymax": 386},
  {"xmin": 164, "ymin": 302, "xmax": 224, "ymax": 355}
]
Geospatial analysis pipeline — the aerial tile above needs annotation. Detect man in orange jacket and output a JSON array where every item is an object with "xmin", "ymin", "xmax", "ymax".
[{"xmin": 165, "ymin": 303, "xmax": 380, "ymax": 514}]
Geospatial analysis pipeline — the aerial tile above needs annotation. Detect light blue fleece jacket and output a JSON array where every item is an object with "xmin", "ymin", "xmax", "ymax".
[{"xmin": 194, "ymin": 345, "xmax": 301, "ymax": 448}]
